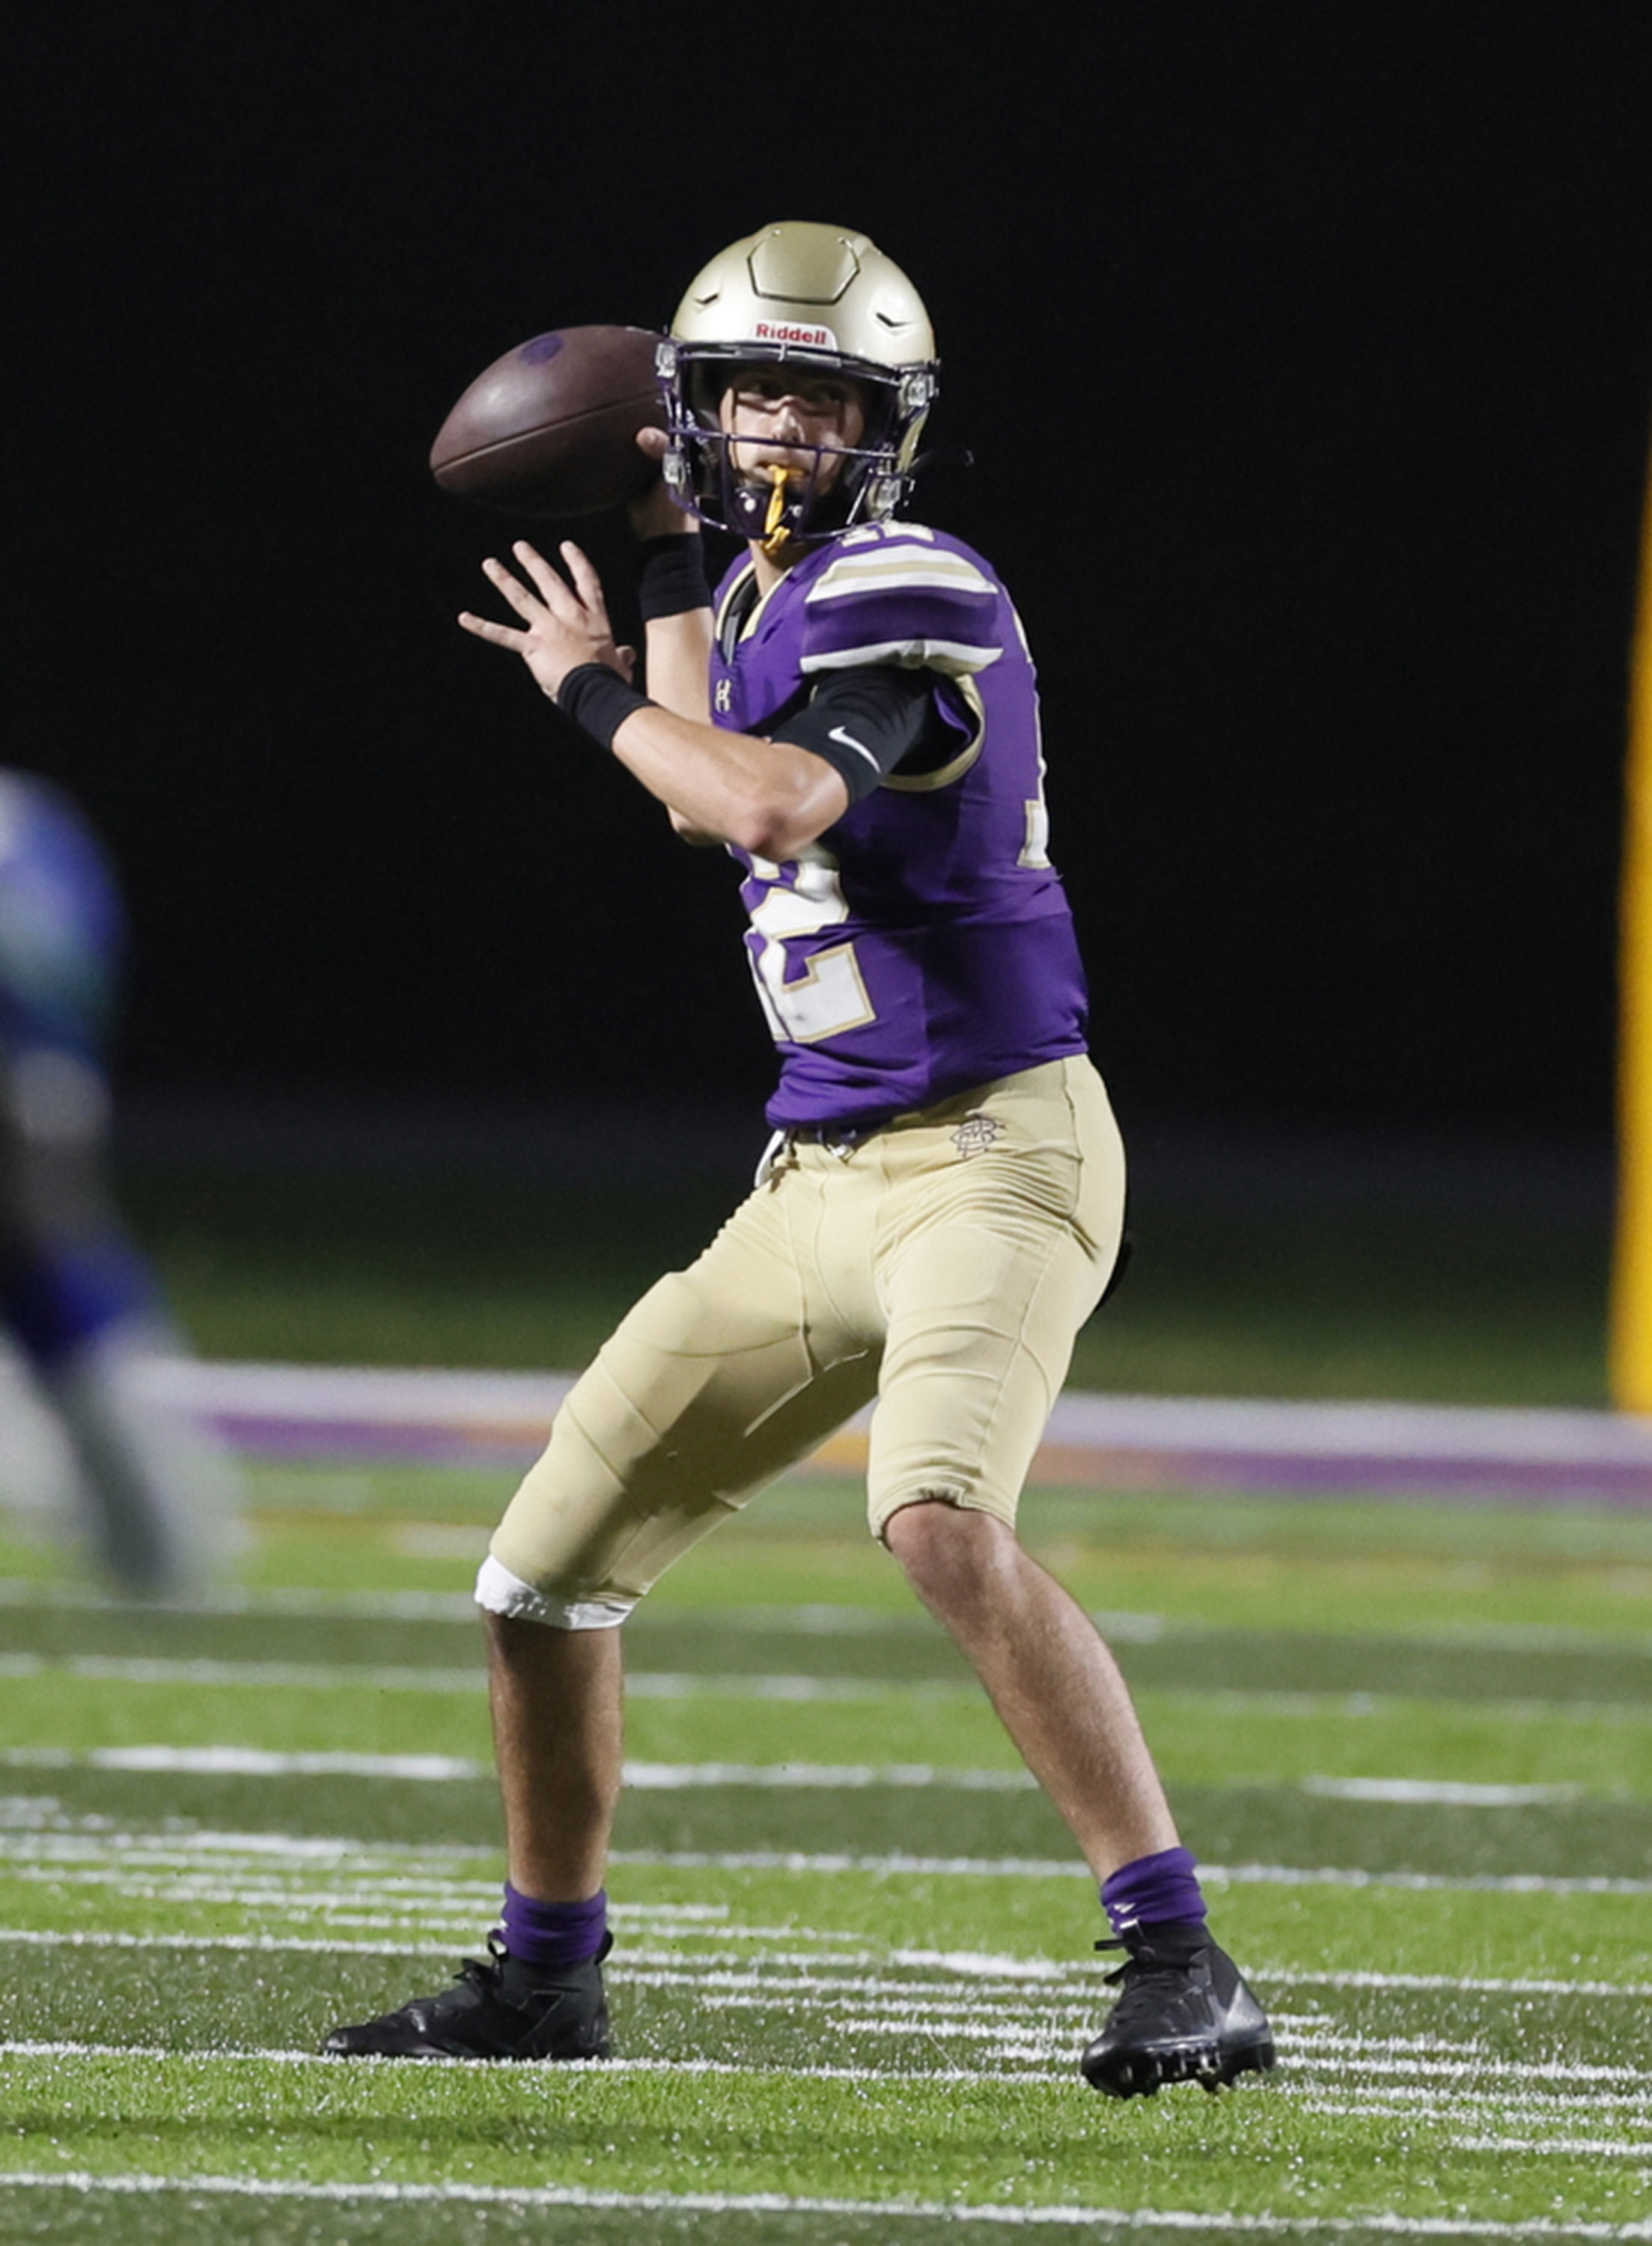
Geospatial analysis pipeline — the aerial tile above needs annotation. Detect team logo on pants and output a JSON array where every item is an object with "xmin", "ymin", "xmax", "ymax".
[{"xmin": 952, "ymin": 1112, "xmax": 1005, "ymax": 1160}]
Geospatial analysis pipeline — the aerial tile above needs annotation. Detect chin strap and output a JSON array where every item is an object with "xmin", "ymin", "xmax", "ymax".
[{"xmin": 761, "ymin": 463, "xmax": 802, "ymax": 557}]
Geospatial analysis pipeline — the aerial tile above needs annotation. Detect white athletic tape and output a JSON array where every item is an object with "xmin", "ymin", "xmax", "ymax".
[{"xmin": 472, "ymin": 1553, "xmax": 634, "ymax": 1629}]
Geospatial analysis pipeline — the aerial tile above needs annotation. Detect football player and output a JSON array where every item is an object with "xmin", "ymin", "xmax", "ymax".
[
  {"xmin": 324, "ymin": 224, "xmax": 1274, "ymax": 2098},
  {"xmin": 0, "ymin": 768, "xmax": 241, "ymax": 1594}
]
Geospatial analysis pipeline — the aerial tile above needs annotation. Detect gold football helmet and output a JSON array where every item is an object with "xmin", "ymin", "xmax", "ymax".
[{"xmin": 657, "ymin": 222, "xmax": 939, "ymax": 545}]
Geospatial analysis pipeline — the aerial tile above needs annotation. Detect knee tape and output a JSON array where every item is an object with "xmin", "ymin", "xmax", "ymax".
[{"xmin": 473, "ymin": 1553, "xmax": 635, "ymax": 1630}]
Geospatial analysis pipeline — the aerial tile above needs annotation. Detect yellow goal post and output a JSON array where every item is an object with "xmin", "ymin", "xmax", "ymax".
[{"xmin": 1610, "ymin": 424, "xmax": 1652, "ymax": 1410}]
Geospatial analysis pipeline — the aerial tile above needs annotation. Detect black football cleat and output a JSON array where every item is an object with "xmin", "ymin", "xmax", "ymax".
[
  {"xmin": 1080, "ymin": 1923, "xmax": 1275, "ymax": 2099},
  {"xmin": 320, "ymin": 1933, "xmax": 612, "ymax": 2061}
]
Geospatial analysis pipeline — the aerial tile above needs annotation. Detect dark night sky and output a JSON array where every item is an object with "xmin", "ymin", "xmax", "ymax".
[{"xmin": 5, "ymin": 2, "xmax": 1651, "ymax": 1142}]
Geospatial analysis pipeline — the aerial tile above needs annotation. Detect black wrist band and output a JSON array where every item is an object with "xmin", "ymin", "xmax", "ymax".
[
  {"xmin": 556, "ymin": 664, "xmax": 654, "ymax": 750},
  {"xmin": 638, "ymin": 533, "xmax": 712, "ymax": 622}
]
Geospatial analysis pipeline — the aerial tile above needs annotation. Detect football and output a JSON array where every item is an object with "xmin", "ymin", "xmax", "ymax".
[{"xmin": 430, "ymin": 324, "xmax": 668, "ymax": 518}]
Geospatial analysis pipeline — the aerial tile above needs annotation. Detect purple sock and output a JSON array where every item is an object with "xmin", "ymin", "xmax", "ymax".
[
  {"xmin": 1100, "ymin": 1847, "xmax": 1208, "ymax": 1939},
  {"xmin": 498, "ymin": 1882, "xmax": 609, "ymax": 1968}
]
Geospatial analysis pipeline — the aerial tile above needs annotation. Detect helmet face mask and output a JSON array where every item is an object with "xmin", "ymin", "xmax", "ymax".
[{"xmin": 657, "ymin": 223, "xmax": 939, "ymax": 547}]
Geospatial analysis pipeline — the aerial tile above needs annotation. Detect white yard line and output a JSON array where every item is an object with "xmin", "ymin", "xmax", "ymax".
[
  {"xmin": 0, "ymin": 2040, "xmax": 1071, "ymax": 2083},
  {"xmin": 1447, "ymin": 2137, "xmax": 1652, "ymax": 2160},
  {"xmin": 1278, "ymin": 1968, "xmax": 1652, "ymax": 1997},
  {"xmin": 5, "ymin": 1574, "xmax": 1647, "ymax": 1662},
  {"xmin": 0, "ymin": 1653, "xmax": 970, "ymax": 1701},
  {"xmin": 8, "ymin": 2027, "xmax": 1652, "ymax": 2103},
  {"xmin": 0, "ymin": 1744, "xmax": 1032, "ymax": 1789},
  {"xmin": 4, "ymin": 1745, "xmax": 487, "ymax": 1781},
  {"xmin": 604, "ymin": 1848, "xmax": 1652, "ymax": 1896},
  {"xmin": 0, "ymin": 2170, "xmax": 1648, "ymax": 2238},
  {"xmin": 9, "ymin": 1654, "xmax": 1651, "ymax": 1730},
  {"xmin": 1301, "ymin": 1778, "xmax": 1582, "ymax": 1805},
  {"xmin": 11, "ymin": 1822, "xmax": 1652, "ymax": 1898},
  {"xmin": 0, "ymin": 1747, "xmax": 1628, "ymax": 1807},
  {"xmin": 0, "ymin": 1578, "xmax": 482, "ymax": 1621},
  {"xmin": 3, "ymin": 1927, "xmax": 1651, "ymax": 2009}
]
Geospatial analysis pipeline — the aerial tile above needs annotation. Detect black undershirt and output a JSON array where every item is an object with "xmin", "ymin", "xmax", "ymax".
[{"xmin": 770, "ymin": 666, "xmax": 957, "ymax": 803}]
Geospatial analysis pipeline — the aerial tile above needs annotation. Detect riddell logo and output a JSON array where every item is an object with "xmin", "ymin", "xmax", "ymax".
[{"xmin": 754, "ymin": 320, "xmax": 836, "ymax": 348}]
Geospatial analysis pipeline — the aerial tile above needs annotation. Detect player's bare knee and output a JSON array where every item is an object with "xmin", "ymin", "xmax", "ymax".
[{"xmin": 883, "ymin": 1495, "xmax": 1011, "ymax": 1611}]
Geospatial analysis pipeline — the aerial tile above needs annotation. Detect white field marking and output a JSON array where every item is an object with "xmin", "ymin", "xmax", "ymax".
[
  {"xmin": 3, "ymin": 2025, "xmax": 1647, "ymax": 2128},
  {"xmin": 0, "ymin": 1577, "xmax": 481, "ymax": 1622},
  {"xmin": 1195, "ymin": 1689, "xmax": 1652, "ymax": 1724},
  {"xmin": 0, "ymin": 1860, "xmax": 769, "ymax": 1937},
  {"xmin": 10, "ymin": 1568, "xmax": 1651, "ymax": 1667},
  {"xmin": 1305, "ymin": 2090, "xmax": 1652, "ymax": 2122},
  {"xmin": 11, "ymin": 2045, "xmax": 1647, "ymax": 2155},
  {"xmin": 1448, "ymin": 2136, "xmax": 1652, "ymax": 2160},
  {"xmin": 1302, "ymin": 1777, "xmax": 1582, "ymax": 1806},
  {"xmin": 8, "ymin": 1568, "xmax": 1648, "ymax": 1661},
  {"xmin": 1285, "ymin": 2053, "xmax": 1652, "ymax": 2092},
  {"xmin": 0, "ymin": 1745, "xmax": 1031, "ymax": 1791},
  {"xmin": 1284, "ymin": 2025, "xmax": 1650, "ymax": 2073},
  {"xmin": 7, "ymin": 1955, "xmax": 1651, "ymax": 2126},
  {"xmin": 0, "ymin": 1930, "xmax": 900, "ymax": 1971},
  {"xmin": 8, "ymin": 1890, "xmax": 1652, "ymax": 2008},
  {"xmin": 0, "ymin": 1578, "xmax": 1067, "ymax": 1640},
  {"xmin": 1298, "ymin": 2089, "xmax": 1652, "ymax": 2125},
  {"xmin": 0, "ymin": 1918, "xmax": 894, "ymax": 1961},
  {"xmin": 1303, "ymin": 2103, "xmax": 1652, "ymax": 2157},
  {"xmin": 4, "ymin": 1747, "xmax": 1614, "ymax": 1805},
  {"xmin": 625, "ymin": 1759, "xmax": 1031, "ymax": 1790},
  {"xmin": 0, "ymin": 1828, "xmax": 474, "ymax": 1868},
  {"xmin": 0, "ymin": 1654, "xmax": 970, "ymax": 1702},
  {"xmin": 0, "ymin": 1862, "xmax": 490, "ymax": 1900},
  {"xmin": 607, "ymin": 1848, "xmax": 1652, "ymax": 1898},
  {"xmin": 0, "ymin": 1654, "xmax": 485, "ymax": 1692},
  {"xmin": 0, "ymin": 1930, "xmax": 464, "ymax": 1956},
  {"xmin": 0, "ymin": 1923, "xmax": 891, "ymax": 1960},
  {"xmin": 2, "ymin": 1746, "xmax": 485, "ymax": 1781},
  {"xmin": 15, "ymin": 1824, "xmax": 1652, "ymax": 1905},
  {"xmin": 0, "ymin": 2042, "xmax": 1073, "ymax": 2084},
  {"xmin": 5, "ymin": 1918, "xmax": 1644, "ymax": 2024},
  {"xmin": 10, "ymin": 1649, "xmax": 1652, "ymax": 1726},
  {"xmin": 0, "ymin": 2172, "xmax": 1649, "ymax": 2239},
  {"xmin": 1272, "ymin": 1968, "xmax": 1652, "ymax": 1997},
  {"xmin": 1206, "ymin": 1861, "xmax": 1652, "ymax": 1899},
  {"xmin": 11, "ymin": 1813, "xmax": 1652, "ymax": 1905}
]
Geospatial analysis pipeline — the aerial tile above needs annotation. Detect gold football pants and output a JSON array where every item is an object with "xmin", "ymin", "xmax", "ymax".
[{"xmin": 489, "ymin": 1056, "xmax": 1126, "ymax": 1613}]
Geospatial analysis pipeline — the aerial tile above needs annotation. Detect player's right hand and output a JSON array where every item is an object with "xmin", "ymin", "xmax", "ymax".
[{"xmin": 459, "ymin": 541, "xmax": 635, "ymax": 702}]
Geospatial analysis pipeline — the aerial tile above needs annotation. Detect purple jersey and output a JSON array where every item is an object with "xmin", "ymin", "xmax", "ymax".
[{"xmin": 709, "ymin": 523, "xmax": 1090, "ymax": 1129}]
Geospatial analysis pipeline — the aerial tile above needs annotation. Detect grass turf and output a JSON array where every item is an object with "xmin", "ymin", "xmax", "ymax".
[
  {"xmin": 117, "ymin": 1154, "xmax": 1612, "ymax": 1407},
  {"xmin": 3, "ymin": 1463, "xmax": 1652, "ymax": 2239}
]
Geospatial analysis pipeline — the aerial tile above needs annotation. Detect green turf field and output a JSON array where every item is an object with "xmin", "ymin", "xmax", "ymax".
[
  {"xmin": 3, "ymin": 1463, "xmax": 1650, "ymax": 2242},
  {"xmin": 117, "ymin": 1141, "xmax": 1612, "ymax": 1405}
]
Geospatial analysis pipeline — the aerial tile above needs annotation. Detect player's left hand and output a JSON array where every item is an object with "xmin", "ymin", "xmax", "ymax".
[
  {"xmin": 459, "ymin": 541, "xmax": 635, "ymax": 700},
  {"xmin": 627, "ymin": 428, "xmax": 697, "ymax": 541}
]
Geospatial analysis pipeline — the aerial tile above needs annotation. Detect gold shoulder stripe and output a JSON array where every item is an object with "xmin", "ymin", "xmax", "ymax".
[{"xmin": 807, "ymin": 546, "xmax": 996, "ymax": 604}]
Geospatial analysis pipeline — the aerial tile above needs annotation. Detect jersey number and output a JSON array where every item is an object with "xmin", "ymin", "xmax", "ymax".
[{"xmin": 744, "ymin": 853, "xmax": 876, "ymax": 1046}]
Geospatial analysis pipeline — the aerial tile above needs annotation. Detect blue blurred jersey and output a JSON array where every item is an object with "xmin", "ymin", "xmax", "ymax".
[
  {"xmin": 0, "ymin": 770, "xmax": 149, "ymax": 1366},
  {"xmin": 0, "ymin": 770, "xmax": 125, "ymax": 1063}
]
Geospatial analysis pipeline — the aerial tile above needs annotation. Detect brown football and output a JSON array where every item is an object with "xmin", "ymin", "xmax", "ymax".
[{"xmin": 430, "ymin": 325, "xmax": 668, "ymax": 517}]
